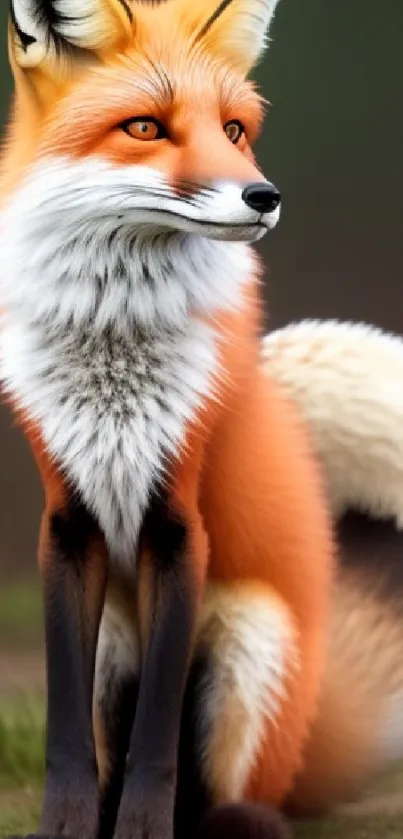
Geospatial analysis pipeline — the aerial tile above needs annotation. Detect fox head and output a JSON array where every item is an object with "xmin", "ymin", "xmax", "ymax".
[
  {"xmin": 7, "ymin": 0, "xmax": 281, "ymax": 239},
  {"xmin": 1, "ymin": 1, "xmax": 282, "ymax": 329}
]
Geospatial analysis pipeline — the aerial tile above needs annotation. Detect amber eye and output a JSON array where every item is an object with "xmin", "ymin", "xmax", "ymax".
[
  {"xmin": 121, "ymin": 118, "xmax": 167, "ymax": 141},
  {"xmin": 224, "ymin": 120, "xmax": 245, "ymax": 144}
]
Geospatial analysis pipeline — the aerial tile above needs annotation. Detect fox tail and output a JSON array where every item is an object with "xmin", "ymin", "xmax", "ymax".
[{"xmin": 263, "ymin": 319, "xmax": 403, "ymax": 816}]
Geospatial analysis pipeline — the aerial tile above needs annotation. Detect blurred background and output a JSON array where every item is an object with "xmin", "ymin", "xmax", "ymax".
[{"xmin": 0, "ymin": 0, "xmax": 402, "ymax": 831}]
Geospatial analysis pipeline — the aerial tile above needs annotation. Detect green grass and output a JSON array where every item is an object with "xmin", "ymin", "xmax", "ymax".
[
  {"xmin": 0, "ymin": 794, "xmax": 41, "ymax": 836},
  {"xmin": 0, "ymin": 580, "xmax": 42, "ymax": 649},
  {"xmin": 295, "ymin": 815, "xmax": 403, "ymax": 839},
  {"xmin": 1, "ymin": 798, "xmax": 403, "ymax": 839},
  {"xmin": 0, "ymin": 694, "xmax": 45, "ymax": 790},
  {"xmin": 0, "ymin": 692, "xmax": 44, "ymax": 836}
]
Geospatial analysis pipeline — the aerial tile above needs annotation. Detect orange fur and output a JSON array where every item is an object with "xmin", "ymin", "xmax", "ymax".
[{"xmin": 198, "ymin": 315, "xmax": 334, "ymax": 803}]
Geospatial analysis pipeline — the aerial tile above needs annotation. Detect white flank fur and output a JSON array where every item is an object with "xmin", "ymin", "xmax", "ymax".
[
  {"xmin": 0, "ymin": 156, "xmax": 256, "ymax": 562},
  {"xmin": 196, "ymin": 586, "xmax": 298, "ymax": 802},
  {"xmin": 95, "ymin": 594, "xmax": 140, "ymax": 706},
  {"xmin": 262, "ymin": 320, "xmax": 403, "ymax": 526}
]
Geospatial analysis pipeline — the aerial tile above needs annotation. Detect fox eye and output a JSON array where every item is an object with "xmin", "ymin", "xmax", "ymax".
[
  {"xmin": 121, "ymin": 118, "xmax": 167, "ymax": 141},
  {"xmin": 224, "ymin": 120, "xmax": 245, "ymax": 144}
]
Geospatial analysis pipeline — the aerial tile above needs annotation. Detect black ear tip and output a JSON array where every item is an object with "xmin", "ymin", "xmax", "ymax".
[{"xmin": 194, "ymin": 803, "xmax": 292, "ymax": 839}]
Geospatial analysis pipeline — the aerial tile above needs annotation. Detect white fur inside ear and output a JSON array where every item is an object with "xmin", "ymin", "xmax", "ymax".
[
  {"xmin": 11, "ymin": 0, "xmax": 47, "ymax": 59},
  {"xmin": 262, "ymin": 320, "xmax": 403, "ymax": 526},
  {"xmin": 51, "ymin": 0, "xmax": 124, "ymax": 49},
  {"xmin": 217, "ymin": 0, "xmax": 281, "ymax": 67},
  {"xmin": 11, "ymin": 0, "xmax": 125, "ymax": 65},
  {"xmin": 15, "ymin": 40, "xmax": 47, "ymax": 69}
]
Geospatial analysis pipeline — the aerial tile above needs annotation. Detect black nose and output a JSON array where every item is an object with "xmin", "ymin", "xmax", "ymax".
[{"xmin": 242, "ymin": 182, "xmax": 281, "ymax": 214}]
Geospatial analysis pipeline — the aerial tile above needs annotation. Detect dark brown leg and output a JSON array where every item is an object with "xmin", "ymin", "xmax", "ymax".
[
  {"xmin": 114, "ymin": 489, "xmax": 207, "ymax": 839},
  {"xmin": 174, "ymin": 653, "xmax": 211, "ymax": 839},
  {"xmin": 9, "ymin": 499, "xmax": 107, "ymax": 839},
  {"xmin": 97, "ymin": 669, "xmax": 139, "ymax": 839}
]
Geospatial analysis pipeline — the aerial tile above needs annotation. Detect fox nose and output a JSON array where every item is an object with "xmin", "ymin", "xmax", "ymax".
[{"xmin": 242, "ymin": 182, "xmax": 281, "ymax": 214}]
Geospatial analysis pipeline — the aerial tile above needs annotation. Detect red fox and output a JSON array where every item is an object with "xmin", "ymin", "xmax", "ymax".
[{"xmin": 0, "ymin": 2, "xmax": 335, "ymax": 839}]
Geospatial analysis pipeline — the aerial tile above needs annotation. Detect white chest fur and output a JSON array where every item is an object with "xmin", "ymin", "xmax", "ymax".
[
  {"xmin": 1, "ymin": 316, "xmax": 218, "ymax": 560},
  {"xmin": 0, "ymin": 156, "xmax": 253, "ymax": 562}
]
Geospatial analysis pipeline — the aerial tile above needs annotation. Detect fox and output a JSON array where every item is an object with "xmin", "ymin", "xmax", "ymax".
[{"xmin": 0, "ymin": 2, "xmax": 333, "ymax": 839}]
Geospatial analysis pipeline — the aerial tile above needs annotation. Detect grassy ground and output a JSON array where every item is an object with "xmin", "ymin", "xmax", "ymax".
[
  {"xmin": 0, "ymin": 694, "xmax": 45, "ymax": 790},
  {"xmin": 296, "ymin": 813, "xmax": 403, "ymax": 839},
  {"xmin": 1, "ymin": 579, "xmax": 403, "ymax": 838},
  {"xmin": 0, "ymin": 579, "xmax": 42, "ymax": 651},
  {"xmin": 0, "ymin": 580, "xmax": 45, "ymax": 835},
  {"xmin": 0, "ymin": 694, "xmax": 44, "ymax": 836}
]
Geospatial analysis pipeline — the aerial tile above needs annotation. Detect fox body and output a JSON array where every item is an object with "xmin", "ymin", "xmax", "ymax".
[{"xmin": 0, "ymin": 3, "xmax": 335, "ymax": 839}]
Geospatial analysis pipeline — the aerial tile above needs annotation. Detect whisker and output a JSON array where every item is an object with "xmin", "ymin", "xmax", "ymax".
[
  {"xmin": 174, "ymin": 179, "xmax": 219, "ymax": 196},
  {"xmin": 109, "ymin": 185, "xmax": 199, "ymax": 208}
]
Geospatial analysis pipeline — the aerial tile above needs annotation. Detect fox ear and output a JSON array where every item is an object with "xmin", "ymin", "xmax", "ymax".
[
  {"xmin": 193, "ymin": 0, "xmax": 281, "ymax": 73},
  {"xmin": 9, "ymin": 0, "xmax": 133, "ymax": 74}
]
